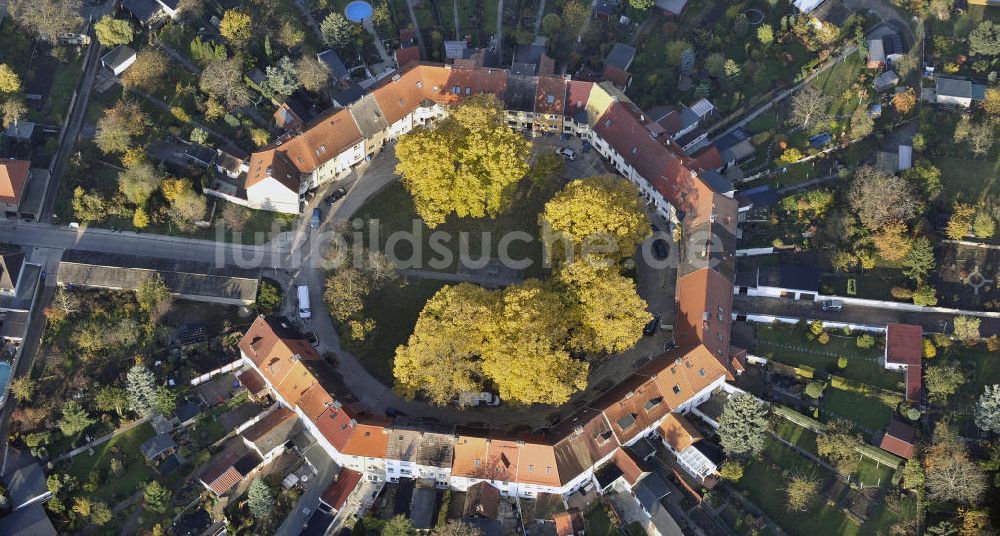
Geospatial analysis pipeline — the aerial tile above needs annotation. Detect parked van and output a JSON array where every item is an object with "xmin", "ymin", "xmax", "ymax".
[{"xmin": 297, "ymin": 286, "xmax": 311, "ymax": 319}]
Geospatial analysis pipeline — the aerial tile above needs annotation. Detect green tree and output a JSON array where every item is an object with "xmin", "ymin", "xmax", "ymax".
[
  {"xmin": 664, "ymin": 40, "xmax": 691, "ymax": 66},
  {"xmin": 247, "ymin": 479, "xmax": 275, "ymax": 519},
  {"xmin": 144, "ymin": 481, "xmax": 172, "ymax": 513},
  {"xmin": 219, "ymin": 10, "xmax": 253, "ymax": 47},
  {"xmin": 167, "ymin": 187, "xmax": 207, "ymax": 231},
  {"xmin": 0, "ymin": 64, "xmax": 21, "ymax": 95},
  {"xmin": 383, "ymin": 515, "xmax": 416, "ymax": 536},
  {"xmin": 153, "ymin": 386, "xmax": 177, "ymax": 416},
  {"xmin": 541, "ymin": 13, "xmax": 561, "ymax": 37},
  {"xmin": 704, "ymin": 53, "xmax": 726, "ymax": 77},
  {"xmin": 953, "ymin": 315, "xmax": 981, "ymax": 344},
  {"xmin": 913, "ymin": 285, "xmax": 938, "ymax": 306},
  {"xmin": 628, "ymin": 0, "xmax": 653, "ymax": 9},
  {"xmin": 58, "ymin": 400, "xmax": 94, "ymax": 436},
  {"xmin": 718, "ymin": 462, "xmax": 744, "ymax": 481},
  {"xmin": 255, "ymin": 279, "xmax": 282, "ymax": 313},
  {"xmin": 122, "ymin": 49, "xmax": 169, "ymax": 91},
  {"xmin": 717, "ymin": 393, "xmax": 769, "ymax": 458},
  {"xmin": 95, "ymin": 100, "xmax": 147, "ymax": 154},
  {"xmin": 94, "ymin": 386, "xmax": 129, "ymax": 417},
  {"xmin": 8, "ymin": 375, "xmax": 35, "ymax": 402},
  {"xmin": 901, "ymin": 457, "xmax": 924, "ymax": 490},
  {"xmin": 94, "ymin": 16, "xmax": 134, "ymax": 46},
  {"xmin": 901, "ymin": 236, "xmax": 935, "ymax": 281},
  {"xmin": 816, "ymin": 419, "xmax": 864, "ymax": 474},
  {"xmin": 137, "ymin": 273, "xmax": 172, "ymax": 318},
  {"xmin": 263, "ymin": 56, "xmax": 301, "ymax": 98},
  {"xmin": 127, "ymin": 363, "xmax": 158, "ymax": 417},
  {"xmin": 975, "ymin": 385, "xmax": 1000, "ymax": 433},
  {"xmin": 118, "ymin": 164, "xmax": 162, "ymax": 206},
  {"xmin": 925, "ymin": 364, "xmax": 964, "ymax": 404},
  {"xmin": 72, "ymin": 187, "xmax": 107, "ymax": 222},
  {"xmin": 757, "ymin": 24, "xmax": 774, "ymax": 47},
  {"xmin": 540, "ymin": 176, "xmax": 651, "ymax": 263},
  {"xmin": 970, "ymin": 21, "xmax": 1000, "ymax": 56},
  {"xmin": 395, "ymin": 94, "xmax": 531, "ymax": 227},
  {"xmin": 90, "ymin": 501, "xmax": 112, "ymax": 525},
  {"xmin": 321, "ymin": 12, "xmax": 354, "ymax": 47},
  {"xmin": 849, "ymin": 105, "xmax": 874, "ymax": 139},
  {"xmin": 973, "ymin": 211, "xmax": 995, "ymax": 238},
  {"xmin": 947, "ymin": 203, "xmax": 974, "ymax": 240}
]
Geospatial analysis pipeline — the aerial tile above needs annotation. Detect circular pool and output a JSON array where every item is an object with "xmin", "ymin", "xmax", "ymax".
[{"xmin": 345, "ymin": 0, "xmax": 374, "ymax": 22}]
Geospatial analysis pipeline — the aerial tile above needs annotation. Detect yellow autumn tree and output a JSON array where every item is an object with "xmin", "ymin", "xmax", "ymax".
[
  {"xmin": 557, "ymin": 260, "xmax": 652, "ymax": 353},
  {"xmin": 540, "ymin": 176, "xmax": 651, "ymax": 263},
  {"xmin": 160, "ymin": 178, "xmax": 190, "ymax": 203},
  {"xmin": 393, "ymin": 283, "xmax": 499, "ymax": 405},
  {"xmin": 481, "ymin": 280, "xmax": 587, "ymax": 405},
  {"xmin": 219, "ymin": 10, "xmax": 252, "ymax": 47},
  {"xmin": 947, "ymin": 202, "xmax": 975, "ymax": 240},
  {"xmin": 395, "ymin": 94, "xmax": 531, "ymax": 227},
  {"xmin": 0, "ymin": 64, "xmax": 22, "ymax": 94},
  {"xmin": 873, "ymin": 220, "xmax": 912, "ymax": 262}
]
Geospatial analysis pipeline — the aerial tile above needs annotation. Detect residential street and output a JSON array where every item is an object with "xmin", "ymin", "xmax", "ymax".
[
  {"xmin": 0, "ymin": 221, "xmax": 291, "ymax": 269},
  {"xmin": 732, "ymin": 294, "xmax": 1000, "ymax": 337}
]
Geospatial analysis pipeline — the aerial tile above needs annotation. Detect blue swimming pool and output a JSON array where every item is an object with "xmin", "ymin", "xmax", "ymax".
[
  {"xmin": 0, "ymin": 362, "xmax": 11, "ymax": 402},
  {"xmin": 345, "ymin": 0, "xmax": 374, "ymax": 22}
]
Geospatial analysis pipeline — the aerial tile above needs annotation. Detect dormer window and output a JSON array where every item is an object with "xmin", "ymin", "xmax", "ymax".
[
  {"xmin": 416, "ymin": 81, "xmax": 423, "ymax": 88},
  {"xmin": 672, "ymin": 385, "xmax": 681, "ymax": 395},
  {"xmin": 452, "ymin": 86, "xmax": 460, "ymax": 94},
  {"xmin": 698, "ymin": 368, "xmax": 705, "ymax": 377},
  {"xmin": 546, "ymin": 95, "xmax": 555, "ymax": 104}
]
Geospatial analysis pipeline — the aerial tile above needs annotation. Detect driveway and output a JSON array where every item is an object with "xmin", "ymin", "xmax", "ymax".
[{"xmin": 273, "ymin": 441, "xmax": 339, "ymax": 536}]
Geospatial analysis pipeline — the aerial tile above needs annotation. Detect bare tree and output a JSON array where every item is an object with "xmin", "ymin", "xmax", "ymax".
[
  {"xmin": 924, "ymin": 424, "xmax": 988, "ymax": 505},
  {"xmin": 847, "ymin": 166, "xmax": 919, "ymax": 230},
  {"xmin": 199, "ymin": 58, "xmax": 251, "ymax": 108},
  {"xmin": 53, "ymin": 288, "xmax": 80, "ymax": 315},
  {"xmin": 789, "ymin": 86, "xmax": 832, "ymax": 130},
  {"xmin": 363, "ymin": 250, "xmax": 399, "ymax": 289},
  {"xmin": 8, "ymin": 0, "xmax": 82, "ymax": 44}
]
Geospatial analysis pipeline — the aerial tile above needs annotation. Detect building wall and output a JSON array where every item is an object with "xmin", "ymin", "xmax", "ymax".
[
  {"xmin": 937, "ymin": 95, "xmax": 972, "ymax": 107},
  {"xmin": 245, "ymin": 178, "xmax": 300, "ymax": 214}
]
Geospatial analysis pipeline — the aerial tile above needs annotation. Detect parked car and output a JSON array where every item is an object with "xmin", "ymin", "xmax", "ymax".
[
  {"xmin": 310, "ymin": 207, "xmax": 322, "ymax": 228},
  {"xmin": 644, "ymin": 314, "xmax": 661, "ymax": 336},
  {"xmin": 821, "ymin": 300, "xmax": 843, "ymax": 312},
  {"xmin": 305, "ymin": 332, "xmax": 320, "ymax": 348},
  {"xmin": 326, "ymin": 187, "xmax": 347, "ymax": 204},
  {"xmin": 555, "ymin": 147, "xmax": 577, "ymax": 161}
]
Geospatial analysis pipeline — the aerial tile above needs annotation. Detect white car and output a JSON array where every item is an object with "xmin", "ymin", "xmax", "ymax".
[{"xmin": 555, "ymin": 147, "xmax": 577, "ymax": 161}]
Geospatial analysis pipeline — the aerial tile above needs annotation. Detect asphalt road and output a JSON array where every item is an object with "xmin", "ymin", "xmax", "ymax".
[
  {"xmin": 732, "ymin": 294, "xmax": 1000, "ymax": 337},
  {"xmin": 0, "ymin": 221, "xmax": 292, "ymax": 269}
]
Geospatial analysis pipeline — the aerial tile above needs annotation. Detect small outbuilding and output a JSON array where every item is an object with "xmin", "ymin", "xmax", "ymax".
[
  {"xmin": 102, "ymin": 45, "xmax": 137, "ymax": 76},
  {"xmin": 140, "ymin": 433, "xmax": 178, "ymax": 461}
]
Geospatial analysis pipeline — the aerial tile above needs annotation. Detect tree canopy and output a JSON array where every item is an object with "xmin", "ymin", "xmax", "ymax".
[
  {"xmin": 717, "ymin": 393, "xmax": 769, "ymax": 458},
  {"xmin": 395, "ymin": 95, "xmax": 531, "ymax": 228},
  {"xmin": 8, "ymin": 0, "xmax": 82, "ymax": 44},
  {"xmin": 540, "ymin": 176, "xmax": 651, "ymax": 264},
  {"xmin": 94, "ymin": 16, "xmax": 134, "ymax": 47},
  {"xmin": 847, "ymin": 166, "xmax": 918, "ymax": 231},
  {"xmin": 95, "ymin": 100, "xmax": 147, "ymax": 154},
  {"xmin": 975, "ymin": 385, "xmax": 1000, "ymax": 434},
  {"xmin": 246, "ymin": 479, "xmax": 275, "ymax": 519}
]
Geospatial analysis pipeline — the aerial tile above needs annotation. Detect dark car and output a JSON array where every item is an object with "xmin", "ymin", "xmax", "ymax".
[
  {"xmin": 327, "ymin": 187, "xmax": 347, "ymax": 204},
  {"xmin": 644, "ymin": 314, "xmax": 661, "ymax": 336},
  {"xmin": 652, "ymin": 239, "xmax": 669, "ymax": 260}
]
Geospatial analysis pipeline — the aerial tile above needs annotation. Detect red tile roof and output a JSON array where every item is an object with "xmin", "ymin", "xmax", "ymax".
[
  {"xmin": 341, "ymin": 423, "xmax": 389, "ymax": 458},
  {"xmin": 564, "ymin": 80, "xmax": 593, "ymax": 117},
  {"xmin": 674, "ymin": 269, "xmax": 734, "ymax": 362},
  {"xmin": 593, "ymin": 374, "xmax": 669, "ymax": 445},
  {"xmin": 658, "ymin": 413, "xmax": 703, "ymax": 452},
  {"xmin": 691, "ymin": 145, "xmax": 723, "ymax": 171},
  {"xmin": 905, "ymin": 365, "xmax": 922, "ymax": 403},
  {"xmin": 0, "ymin": 159, "xmax": 30, "ymax": 205},
  {"xmin": 612, "ymin": 448, "xmax": 644, "ymax": 486},
  {"xmin": 535, "ymin": 76, "xmax": 566, "ymax": 115},
  {"xmin": 879, "ymin": 420, "xmax": 916, "ymax": 459},
  {"xmin": 321, "ymin": 468, "xmax": 363, "ymax": 510},
  {"xmin": 886, "ymin": 324, "xmax": 922, "ymax": 366},
  {"xmin": 236, "ymin": 368, "xmax": 268, "ymax": 396},
  {"xmin": 553, "ymin": 509, "xmax": 585, "ymax": 536},
  {"xmin": 245, "ymin": 149, "xmax": 298, "ymax": 193},
  {"xmin": 395, "ymin": 45, "xmax": 421, "ymax": 68},
  {"xmin": 313, "ymin": 405, "xmax": 357, "ymax": 452},
  {"xmin": 277, "ymin": 108, "xmax": 363, "ymax": 173},
  {"xmin": 603, "ymin": 65, "xmax": 630, "ymax": 89}
]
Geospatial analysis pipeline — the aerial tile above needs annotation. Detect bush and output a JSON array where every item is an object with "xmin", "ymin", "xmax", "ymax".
[
  {"xmin": 988, "ymin": 334, "xmax": 1000, "ymax": 352},
  {"xmin": 932, "ymin": 333, "xmax": 952, "ymax": 348},
  {"xmin": 906, "ymin": 408, "xmax": 920, "ymax": 421},
  {"xmin": 923, "ymin": 339, "xmax": 937, "ymax": 359},
  {"xmin": 837, "ymin": 356, "xmax": 848, "ymax": 369},
  {"xmin": 809, "ymin": 320, "xmax": 824, "ymax": 335},
  {"xmin": 805, "ymin": 381, "xmax": 826, "ymax": 398},
  {"xmin": 856, "ymin": 334, "xmax": 875, "ymax": 349},
  {"xmin": 796, "ymin": 365, "xmax": 815, "ymax": 379},
  {"xmin": 24, "ymin": 432, "xmax": 51, "ymax": 448},
  {"xmin": 255, "ymin": 278, "xmax": 282, "ymax": 314},
  {"xmin": 890, "ymin": 286, "xmax": 914, "ymax": 300},
  {"xmin": 817, "ymin": 332, "xmax": 830, "ymax": 345}
]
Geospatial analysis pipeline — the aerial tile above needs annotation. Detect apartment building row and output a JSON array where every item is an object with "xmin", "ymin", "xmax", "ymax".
[
  {"xmin": 238, "ymin": 315, "xmax": 734, "ymax": 499},
  {"xmin": 239, "ymin": 61, "xmax": 732, "ymax": 224}
]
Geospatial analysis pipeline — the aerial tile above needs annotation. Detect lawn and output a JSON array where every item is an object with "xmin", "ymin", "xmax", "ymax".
[
  {"xmin": 66, "ymin": 422, "xmax": 157, "ymax": 504},
  {"xmin": 774, "ymin": 419, "xmax": 818, "ymax": 454},
  {"xmin": 739, "ymin": 462, "xmax": 860, "ymax": 536},
  {"xmin": 337, "ymin": 278, "xmax": 447, "ymax": 383},
  {"xmin": 353, "ymin": 176, "xmax": 558, "ymax": 277},
  {"xmin": 859, "ymin": 496, "xmax": 919, "ymax": 536},
  {"xmin": 583, "ymin": 504, "xmax": 616, "ymax": 536},
  {"xmin": 854, "ymin": 456, "xmax": 896, "ymax": 488},
  {"xmin": 762, "ymin": 437, "xmax": 817, "ymax": 474},
  {"xmin": 755, "ymin": 325, "xmax": 905, "ymax": 392},
  {"xmin": 821, "ymin": 389, "xmax": 893, "ymax": 431},
  {"xmin": 807, "ymin": 52, "xmax": 866, "ymax": 118},
  {"xmin": 941, "ymin": 345, "xmax": 1000, "ymax": 392}
]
